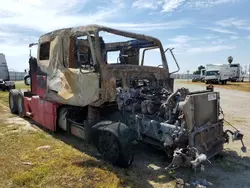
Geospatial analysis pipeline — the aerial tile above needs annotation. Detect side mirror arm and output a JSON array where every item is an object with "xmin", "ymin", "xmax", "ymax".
[{"xmin": 165, "ymin": 48, "xmax": 180, "ymax": 75}]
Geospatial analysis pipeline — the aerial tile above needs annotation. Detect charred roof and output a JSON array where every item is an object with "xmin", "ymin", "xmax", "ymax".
[{"xmin": 39, "ymin": 24, "xmax": 161, "ymax": 44}]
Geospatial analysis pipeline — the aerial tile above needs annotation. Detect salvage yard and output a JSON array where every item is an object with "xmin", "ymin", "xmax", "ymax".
[{"xmin": 0, "ymin": 80, "xmax": 250, "ymax": 188}]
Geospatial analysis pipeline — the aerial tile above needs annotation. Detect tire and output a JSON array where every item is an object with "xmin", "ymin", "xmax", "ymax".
[
  {"xmin": 97, "ymin": 130, "xmax": 134, "ymax": 168},
  {"xmin": 9, "ymin": 90, "xmax": 19, "ymax": 114},
  {"xmin": 17, "ymin": 92, "xmax": 25, "ymax": 118}
]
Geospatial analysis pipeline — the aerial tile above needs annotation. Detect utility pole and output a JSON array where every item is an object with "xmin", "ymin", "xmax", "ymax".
[{"xmin": 187, "ymin": 70, "xmax": 190, "ymax": 82}]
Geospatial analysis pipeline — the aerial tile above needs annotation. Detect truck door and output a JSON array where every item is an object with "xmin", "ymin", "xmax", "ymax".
[{"xmin": 38, "ymin": 34, "xmax": 100, "ymax": 107}]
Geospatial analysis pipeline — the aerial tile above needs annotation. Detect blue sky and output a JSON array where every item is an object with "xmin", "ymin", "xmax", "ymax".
[{"xmin": 0, "ymin": 0, "xmax": 250, "ymax": 73}]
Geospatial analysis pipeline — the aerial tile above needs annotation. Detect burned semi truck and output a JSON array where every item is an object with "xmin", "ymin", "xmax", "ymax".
[{"xmin": 8, "ymin": 25, "xmax": 245, "ymax": 169}]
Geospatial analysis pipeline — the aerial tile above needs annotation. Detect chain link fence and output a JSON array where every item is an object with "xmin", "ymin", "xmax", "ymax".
[
  {"xmin": 170, "ymin": 74, "xmax": 200, "ymax": 80},
  {"xmin": 7, "ymin": 68, "xmax": 250, "ymax": 82},
  {"xmin": 9, "ymin": 71, "xmax": 26, "ymax": 81}
]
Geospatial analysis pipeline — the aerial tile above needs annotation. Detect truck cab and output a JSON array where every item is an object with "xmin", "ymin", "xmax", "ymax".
[{"xmin": 205, "ymin": 69, "xmax": 220, "ymax": 83}]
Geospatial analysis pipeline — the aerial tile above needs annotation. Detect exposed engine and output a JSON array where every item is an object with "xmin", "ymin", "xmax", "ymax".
[
  {"xmin": 116, "ymin": 79, "xmax": 245, "ymax": 170},
  {"xmin": 116, "ymin": 80, "xmax": 190, "ymax": 150}
]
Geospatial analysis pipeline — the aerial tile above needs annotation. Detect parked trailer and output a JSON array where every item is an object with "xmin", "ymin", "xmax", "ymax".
[
  {"xmin": 0, "ymin": 53, "xmax": 15, "ymax": 91},
  {"xmin": 8, "ymin": 25, "xmax": 245, "ymax": 170}
]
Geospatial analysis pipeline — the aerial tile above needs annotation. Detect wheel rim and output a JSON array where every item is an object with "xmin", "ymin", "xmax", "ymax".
[
  {"xmin": 98, "ymin": 131, "xmax": 120, "ymax": 164},
  {"xmin": 18, "ymin": 95, "xmax": 23, "ymax": 113},
  {"xmin": 9, "ymin": 94, "xmax": 14, "ymax": 109}
]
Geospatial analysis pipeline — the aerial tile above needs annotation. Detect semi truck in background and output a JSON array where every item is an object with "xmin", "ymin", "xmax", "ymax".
[
  {"xmin": 0, "ymin": 53, "xmax": 15, "ymax": 91},
  {"xmin": 205, "ymin": 64, "xmax": 231, "ymax": 84}
]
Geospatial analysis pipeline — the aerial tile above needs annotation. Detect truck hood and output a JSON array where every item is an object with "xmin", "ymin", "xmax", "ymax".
[{"xmin": 103, "ymin": 64, "xmax": 170, "ymax": 81}]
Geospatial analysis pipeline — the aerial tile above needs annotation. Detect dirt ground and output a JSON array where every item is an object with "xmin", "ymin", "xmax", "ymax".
[{"xmin": 1, "ymin": 81, "xmax": 250, "ymax": 188}]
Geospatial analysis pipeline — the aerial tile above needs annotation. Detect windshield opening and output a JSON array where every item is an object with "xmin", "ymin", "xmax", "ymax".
[
  {"xmin": 139, "ymin": 47, "xmax": 162, "ymax": 67},
  {"xmin": 206, "ymin": 70, "xmax": 219, "ymax": 76},
  {"xmin": 98, "ymin": 31, "xmax": 162, "ymax": 67}
]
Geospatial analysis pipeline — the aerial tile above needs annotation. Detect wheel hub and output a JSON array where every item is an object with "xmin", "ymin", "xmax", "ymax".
[{"xmin": 98, "ymin": 131, "xmax": 120, "ymax": 163}]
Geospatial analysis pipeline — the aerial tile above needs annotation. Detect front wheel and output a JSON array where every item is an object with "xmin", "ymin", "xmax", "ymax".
[{"xmin": 97, "ymin": 130, "xmax": 134, "ymax": 168}]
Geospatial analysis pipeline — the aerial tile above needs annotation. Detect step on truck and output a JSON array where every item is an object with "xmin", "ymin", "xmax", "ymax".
[
  {"xmin": 0, "ymin": 53, "xmax": 15, "ymax": 91},
  {"xmin": 8, "ymin": 25, "xmax": 246, "ymax": 170}
]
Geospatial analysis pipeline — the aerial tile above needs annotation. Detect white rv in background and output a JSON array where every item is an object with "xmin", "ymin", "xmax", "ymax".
[{"xmin": 205, "ymin": 64, "xmax": 231, "ymax": 84}]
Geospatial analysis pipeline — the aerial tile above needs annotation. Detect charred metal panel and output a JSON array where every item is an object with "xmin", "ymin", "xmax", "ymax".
[
  {"xmin": 179, "ymin": 92, "xmax": 219, "ymax": 131},
  {"xmin": 45, "ymin": 69, "xmax": 100, "ymax": 107}
]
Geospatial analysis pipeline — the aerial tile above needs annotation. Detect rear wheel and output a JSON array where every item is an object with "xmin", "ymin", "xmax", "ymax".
[
  {"xmin": 17, "ymin": 93, "xmax": 25, "ymax": 117},
  {"xmin": 97, "ymin": 130, "xmax": 134, "ymax": 168},
  {"xmin": 9, "ymin": 90, "xmax": 19, "ymax": 114}
]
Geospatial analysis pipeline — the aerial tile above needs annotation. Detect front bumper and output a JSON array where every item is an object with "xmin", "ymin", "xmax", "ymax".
[
  {"xmin": 165, "ymin": 121, "xmax": 246, "ymax": 170},
  {"xmin": 190, "ymin": 121, "xmax": 225, "ymax": 158},
  {"xmin": 205, "ymin": 79, "xmax": 219, "ymax": 83}
]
